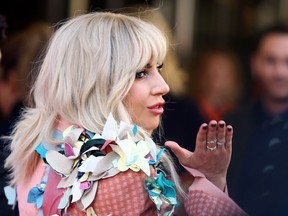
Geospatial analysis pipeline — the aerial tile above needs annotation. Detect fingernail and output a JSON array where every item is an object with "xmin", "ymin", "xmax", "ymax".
[
  {"xmin": 219, "ymin": 123, "xmax": 225, "ymax": 128},
  {"xmin": 227, "ymin": 126, "xmax": 232, "ymax": 132},
  {"xmin": 203, "ymin": 125, "xmax": 208, "ymax": 130},
  {"xmin": 211, "ymin": 123, "xmax": 217, "ymax": 128}
]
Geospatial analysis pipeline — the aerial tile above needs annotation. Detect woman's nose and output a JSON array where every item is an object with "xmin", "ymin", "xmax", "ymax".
[{"xmin": 151, "ymin": 72, "xmax": 170, "ymax": 96}]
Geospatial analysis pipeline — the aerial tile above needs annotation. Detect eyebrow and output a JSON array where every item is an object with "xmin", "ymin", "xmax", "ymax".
[{"xmin": 145, "ymin": 63, "xmax": 152, "ymax": 69}]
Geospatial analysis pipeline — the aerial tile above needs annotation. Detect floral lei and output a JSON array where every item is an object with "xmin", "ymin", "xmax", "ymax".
[{"xmin": 28, "ymin": 113, "xmax": 177, "ymax": 216}]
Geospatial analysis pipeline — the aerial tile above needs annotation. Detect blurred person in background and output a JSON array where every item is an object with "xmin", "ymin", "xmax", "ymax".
[
  {"xmin": 0, "ymin": 14, "xmax": 14, "ymax": 216},
  {"xmin": 226, "ymin": 24, "xmax": 288, "ymax": 215},
  {"xmin": 0, "ymin": 21, "xmax": 52, "ymax": 215},
  {"xmin": 0, "ymin": 22, "xmax": 52, "ymax": 112},
  {"xmin": 190, "ymin": 47, "xmax": 243, "ymax": 122}
]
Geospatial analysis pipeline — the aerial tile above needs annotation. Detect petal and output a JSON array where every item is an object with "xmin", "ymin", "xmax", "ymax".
[
  {"xmin": 71, "ymin": 180, "xmax": 84, "ymax": 203},
  {"xmin": 102, "ymin": 113, "xmax": 118, "ymax": 140},
  {"xmin": 58, "ymin": 188, "xmax": 72, "ymax": 209},
  {"xmin": 91, "ymin": 152, "xmax": 118, "ymax": 175},
  {"xmin": 64, "ymin": 143, "xmax": 75, "ymax": 157},
  {"xmin": 129, "ymin": 164, "xmax": 141, "ymax": 172},
  {"xmin": 117, "ymin": 158, "xmax": 129, "ymax": 172},
  {"xmin": 35, "ymin": 144, "xmax": 48, "ymax": 160},
  {"xmin": 80, "ymin": 181, "xmax": 98, "ymax": 210},
  {"xmin": 4, "ymin": 186, "xmax": 16, "ymax": 205},
  {"xmin": 46, "ymin": 151, "xmax": 73, "ymax": 176},
  {"xmin": 79, "ymin": 181, "xmax": 91, "ymax": 190},
  {"xmin": 36, "ymin": 193, "xmax": 44, "ymax": 208},
  {"xmin": 135, "ymin": 158, "xmax": 150, "ymax": 176},
  {"xmin": 145, "ymin": 137, "xmax": 157, "ymax": 161},
  {"xmin": 136, "ymin": 140, "xmax": 150, "ymax": 156},
  {"xmin": 81, "ymin": 146, "xmax": 100, "ymax": 156},
  {"xmin": 58, "ymin": 168, "xmax": 78, "ymax": 188},
  {"xmin": 80, "ymin": 139, "xmax": 105, "ymax": 155},
  {"xmin": 110, "ymin": 144, "xmax": 126, "ymax": 159},
  {"xmin": 101, "ymin": 140, "xmax": 116, "ymax": 154},
  {"xmin": 78, "ymin": 155, "xmax": 103, "ymax": 173},
  {"xmin": 117, "ymin": 136, "xmax": 136, "ymax": 160},
  {"xmin": 118, "ymin": 121, "xmax": 132, "ymax": 139}
]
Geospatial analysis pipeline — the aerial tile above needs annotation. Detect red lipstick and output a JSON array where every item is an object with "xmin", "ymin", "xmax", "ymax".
[{"xmin": 148, "ymin": 102, "xmax": 165, "ymax": 115}]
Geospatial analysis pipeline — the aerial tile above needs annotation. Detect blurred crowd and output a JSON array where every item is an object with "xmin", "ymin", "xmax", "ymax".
[
  {"xmin": 1, "ymin": 6, "xmax": 288, "ymax": 216},
  {"xmin": 0, "ymin": 18, "xmax": 52, "ymax": 215}
]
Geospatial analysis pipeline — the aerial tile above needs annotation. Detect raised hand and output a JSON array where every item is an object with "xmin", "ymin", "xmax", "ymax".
[{"xmin": 165, "ymin": 120, "xmax": 233, "ymax": 190}]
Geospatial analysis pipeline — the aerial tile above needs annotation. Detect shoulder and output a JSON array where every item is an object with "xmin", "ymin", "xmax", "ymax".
[
  {"xmin": 85, "ymin": 169, "xmax": 155, "ymax": 215},
  {"xmin": 43, "ymin": 166, "xmax": 156, "ymax": 215}
]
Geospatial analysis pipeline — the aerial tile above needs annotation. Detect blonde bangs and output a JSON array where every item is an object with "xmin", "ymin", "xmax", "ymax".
[{"xmin": 125, "ymin": 17, "xmax": 167, "ymax": 74}]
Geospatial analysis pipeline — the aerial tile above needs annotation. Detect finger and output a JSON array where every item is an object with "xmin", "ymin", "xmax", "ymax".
[
  {"xmin": 216, "ymin": 120, "xmax": 226, "ymax": 150},
  {"xmin": 195, "ymin": 123, "xmax": 208, "ymax": 151},
  {"xmin": 206, "ymin": 120, "xmax": 217, "ymax": 151},
  {"xmin": 164, "ymin": 141, "xmax": 192, "ymax": 164},
  {"xmin": 225, "ymin": 125, "xmax": 233, "ymax": 154}
]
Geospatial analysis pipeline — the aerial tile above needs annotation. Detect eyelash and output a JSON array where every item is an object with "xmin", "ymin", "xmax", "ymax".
[
  {"xmin": 135, "ymin": 63, "xmax": 164, "ymax": 79},
  {"xmin": 157, "ymin": 63, "xmax": 164, "ymax": 72}
]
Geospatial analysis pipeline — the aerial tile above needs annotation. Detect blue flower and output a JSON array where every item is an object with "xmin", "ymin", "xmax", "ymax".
[
  {"xmin": 156, "ymin": 172, "xmax": 176, "ymax": 198},
  {"xmin": 144, "ymin": 171, "xmax": 177, "ymax": 213},
  {"xmin": 27, "ymin": 181, "xmax": 46, "ymax": 208}
]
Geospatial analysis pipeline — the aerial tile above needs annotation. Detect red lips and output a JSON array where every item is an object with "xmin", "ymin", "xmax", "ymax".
[{"xmin": 147, "ymin": 102, "xmax": 165, "ymax": 115}]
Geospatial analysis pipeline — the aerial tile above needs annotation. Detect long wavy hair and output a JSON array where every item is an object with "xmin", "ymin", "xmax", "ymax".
[{"xmin": 5, "ymin": 12, "xmax": 184, "ymax": 196}]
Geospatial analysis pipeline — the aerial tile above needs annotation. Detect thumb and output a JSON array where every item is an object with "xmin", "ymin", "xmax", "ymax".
[{"xmin": 165, "ymin": 141, "xmax": 192, "ymax": 163}]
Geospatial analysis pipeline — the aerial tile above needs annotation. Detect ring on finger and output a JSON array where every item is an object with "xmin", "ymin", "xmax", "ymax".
[
  {"xmin": 206, "ymin": 145, "xmax": 217, "ymax": 151},
  {"xmin": 207, "ymin": 139, "xmax": 217, "ymax": 145},
  {"xmin": 217, "ymin": 140, "xmax": 225, "ymax": 145}
]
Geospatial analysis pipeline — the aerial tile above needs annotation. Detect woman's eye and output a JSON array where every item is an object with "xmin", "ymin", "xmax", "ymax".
[
  {"xmin": 157, "ymin": 63, "xmax": 164, "ymax": 72},
  {"xmin": 135, "ymin": 71, "xmax": 149, "ymax": 79}
]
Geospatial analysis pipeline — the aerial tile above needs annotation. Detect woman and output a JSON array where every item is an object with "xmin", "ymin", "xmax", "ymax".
[
  {"xmin": 5, "ymin": 12, "xmax": 245, "ymax": 215},
  {"xmin": 191, "ymin": 47, "xmax": 243, "ymax": 122}
]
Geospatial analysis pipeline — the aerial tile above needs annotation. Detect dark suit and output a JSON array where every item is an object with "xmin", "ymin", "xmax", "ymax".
[{"xmin": 226, "ymin": 100, "xmax": 288, "ymax": 216}]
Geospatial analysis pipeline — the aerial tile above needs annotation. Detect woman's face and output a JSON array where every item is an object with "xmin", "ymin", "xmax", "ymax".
[{"xmin": 124, "ymin": 63, "xmax": 169, "ymax": 132}]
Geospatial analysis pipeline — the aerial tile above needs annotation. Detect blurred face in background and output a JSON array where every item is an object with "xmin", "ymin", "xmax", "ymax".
[
  {"xmin": 199, "ymin": 53, "xmax": 238, "ymax": 105},
  {"xmin": 252, "ymin": 33, "xmax": 288, "ymax": 102}
]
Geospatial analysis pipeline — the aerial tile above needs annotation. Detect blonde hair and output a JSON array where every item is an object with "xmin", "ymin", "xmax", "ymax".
[
  {"xmin": 5, "ymin": 11, "xmax": 184, "ymax": 196},
  {"xmin": 123, "ymin": 6, "xmax": 188, "ymax": 95}
]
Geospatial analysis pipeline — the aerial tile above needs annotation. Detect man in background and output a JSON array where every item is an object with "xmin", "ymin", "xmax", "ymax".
[{"xmin": 226, "ymin": 24, "xmax": 288, "ymax": 215}]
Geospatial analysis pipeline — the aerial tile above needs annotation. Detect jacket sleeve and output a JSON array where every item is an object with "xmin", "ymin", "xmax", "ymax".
[{"xmin": 183, "ymin": 166, "xmax": 247, "ymax": 216}]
